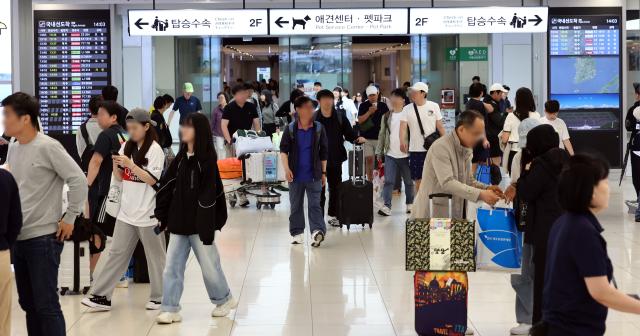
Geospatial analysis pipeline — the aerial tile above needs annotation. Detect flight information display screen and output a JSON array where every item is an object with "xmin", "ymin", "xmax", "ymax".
[
  {"xmin": 34, "ymin": 10, "xmax": 110, "ymax": 136},
  {"xmin": 547, "ymin": 7, "xmax": 622, "ymax": 167}
]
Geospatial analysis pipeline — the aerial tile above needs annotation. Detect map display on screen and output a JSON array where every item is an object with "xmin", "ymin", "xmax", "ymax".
[{"xmin": 550, "ymin": 56, "xmax": 619, "ymax": 95}]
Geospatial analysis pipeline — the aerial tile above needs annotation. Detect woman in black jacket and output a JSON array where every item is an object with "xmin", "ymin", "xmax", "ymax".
[
  {"xmin": 517, "ymin": 124, "xmax": 569, "ymax": 326},
  {"xmin": 154, "ymin": 113, "xmax": 234, "ymax": 324}
]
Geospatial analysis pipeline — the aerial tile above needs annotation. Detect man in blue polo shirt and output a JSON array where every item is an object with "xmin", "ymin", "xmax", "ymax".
[
  {"xmin": 280, "ymin": 96, "xmax": 328, "ymax": 248},
  {"xmin": 168, "ymin": 82, "xmax": 202, "ymax": 125}
]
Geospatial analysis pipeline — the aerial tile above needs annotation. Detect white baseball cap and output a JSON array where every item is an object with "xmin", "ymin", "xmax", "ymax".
[
  {"xmin": 410, "ymin": 82, "xmax": 429, "ymax": 94},
  {"xmin": 489, "ymin": 83, "xmax": 508, "ymax": 93},
  {"xmin": 365, "ymin": 85, "xmax": 379, "ymax": 96}
]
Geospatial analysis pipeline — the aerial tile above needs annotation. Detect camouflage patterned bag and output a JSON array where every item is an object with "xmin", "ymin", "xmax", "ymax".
[{"xmin": 406, "ymin": 218, "xmax": 476, "ymax": 272}]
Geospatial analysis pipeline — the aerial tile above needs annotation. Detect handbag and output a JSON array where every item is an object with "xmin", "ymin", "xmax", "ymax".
[
  {"xmin": 475, "ymin": 206, "xmax": 523, "ymax": 272},
  {"xmin": 233, "ymin": 130, "xmax": 273, "ymax": 157},
  {"xmin": 104, "ymin": 177, "xmax": 122, "ymax": 218},
  {"xmin": 475, "ymin": 159, "xmax": 502, "ymax": 185},
  {"xmin": 513, "ymin": 194, "xmax": 528, "ymax": 232},
  {"xmin": 413, "ymin": 103, "xmax": 440, "ymax": 151},
  {"xmin": 406, "ymin": 194, "xmax": 476, "ymax": 272}
]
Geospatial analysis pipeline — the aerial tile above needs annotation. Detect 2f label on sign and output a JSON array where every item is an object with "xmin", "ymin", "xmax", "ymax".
[
  {"xmin": 249, "ymin": 18, "xmax": 263, "ymax": 27},
  {"xmin": 415, "ymin": 18, "xmax": 429, "ymax": 26}
]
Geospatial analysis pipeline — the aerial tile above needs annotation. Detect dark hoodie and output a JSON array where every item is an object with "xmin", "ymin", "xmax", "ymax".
[
  {"xmin": 518, "ymin": 147, "xmax": 569, "ymax": 246},
  {"xmin": 155, "ymin": 151, "xmax": 227, "ymax": 245}
]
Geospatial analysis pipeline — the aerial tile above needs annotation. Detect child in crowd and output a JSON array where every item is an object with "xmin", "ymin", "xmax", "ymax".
[
  {"xmin": 82, "ymin": 108, "xmax": 167, "ymax": 311},
  {"xmin": 155, "ymin": 113, "xmax": 235, "ymax": 323},
  {"xmin": 541, "ymin": 100, "xmax": 574, "ymax": 156}
]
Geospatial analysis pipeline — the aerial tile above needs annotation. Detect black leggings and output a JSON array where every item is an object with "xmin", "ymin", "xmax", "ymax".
[{"xmin": 321, "ymin": 164, "xmax": 342, "ymax": 217}]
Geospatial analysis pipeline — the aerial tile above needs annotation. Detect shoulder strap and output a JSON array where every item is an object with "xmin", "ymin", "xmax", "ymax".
[
  {"xmin": 413, "ymin": 103, "xmax": 426, "ymax": 137},
  {"xmin": 80, "ymin": 122, "xmax": 91, "ymax": 146}
]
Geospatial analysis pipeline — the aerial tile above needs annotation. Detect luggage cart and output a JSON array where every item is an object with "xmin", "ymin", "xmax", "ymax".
[{"xmin": 225, "ymin": 151, "xmax": 287, "ymax": 209}]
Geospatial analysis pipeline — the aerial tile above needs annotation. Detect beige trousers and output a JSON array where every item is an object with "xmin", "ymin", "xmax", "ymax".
[{"xmin": 0, "ymin": 250, "xmax": 12, "ymax": 336}]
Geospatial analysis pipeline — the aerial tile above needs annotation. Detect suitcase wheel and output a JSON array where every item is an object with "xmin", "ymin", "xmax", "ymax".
[
  {"xmin": 82, "ymin": 287, "xmax": 90, "ymax": 295},
  {"xmin": 229, "ymin": 200, "xmax": 236, "ymax": 208},
  {"xmin": 257, "ymin": 202, "xmax": 262, "ymax": 209},
  {"xmin": 368, "ymin": 223, "xmax": 373, "ymax": 229},
  {"xmin": 60, "ymin": 287, "xmax": 68, "ymax": 296},
  {"xmin": 269, "ymin": 203, "xmax": 275, "ymax": 209}
]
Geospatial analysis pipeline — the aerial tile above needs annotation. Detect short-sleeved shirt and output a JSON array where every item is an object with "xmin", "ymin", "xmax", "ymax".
[
  {"xmin": 358, "ymin": 100, "xmax": 389, "ymax": 140},
  {"xmin": 387, "ymin": 111, "xmax": 408, "ymax": 159},
  {"xmin": 466, "ymin": 99, "xmax": 487, "ymax": 121},
  {"xmin": 222, "ymin": 101, "xmax": 259, "ymax": 137},
  {"xmin": 294, "ymin": 128, "xmax": 314, "ymax": 183},
  {"xmin": 117, "ymin": 141, "xmax": 164, "ymax": 227},
  {"xmin": 403, "ymin": 101, "xmax": 442, "ymax": 153},
  {"xmin": 543, "ymin": 212, "xmax": 613, "ymax": 336},
  {"xmin": 173, "ymin": 95, "xmax": 203, "ymax": 124},
  {"xmin": 92, "ymin": 124, "xmax": 127, "ymax": 197},
  {"xmin": 502, "ymin": 112, "xmax": 540, "ymax": 151},
  {"xmin": 540, "ymin": 116, "xmax": 570, "ymax": 149}
]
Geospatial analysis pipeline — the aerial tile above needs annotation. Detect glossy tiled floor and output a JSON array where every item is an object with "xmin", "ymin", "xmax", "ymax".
[{"xmin": 9, "ymin": 176, "xmax": 640, "ymax": 336}]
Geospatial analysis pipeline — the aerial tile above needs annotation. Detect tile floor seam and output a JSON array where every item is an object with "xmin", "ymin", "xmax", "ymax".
[
  {"xmin": 228, "ymin": 209, "xmax": 264, "ymax": 336},
  {"xmin": 357, "ymin": 223, "xmax": 398, "ymax": 336}
]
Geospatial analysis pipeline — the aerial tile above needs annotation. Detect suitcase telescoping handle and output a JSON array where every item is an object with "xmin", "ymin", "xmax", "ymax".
[
  {"xmin": 352, "ymin": 144, "xmax": 366, "ymax": 184},
  {"xmin": 428, "ymin": 193, "xmax": 453, "ymax": 218}
]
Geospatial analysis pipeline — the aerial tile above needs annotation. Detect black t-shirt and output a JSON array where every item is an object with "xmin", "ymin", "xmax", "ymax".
[
  {"xmin": 92, "ymin": 124, "xmax": 126, "ymax": 197},
  {"xmin": 222, "ymin": 101, "xmax": 259, "ymax": 136},
  {"xmin": 482, "ymin": 96, "xmax": 504, "ymax": 137},
  {"xmin": 357, "ymin": 100, "xmax": 389, "ymax": 140},
  {"xmin": 466, "ymin": 98, "xmax": 487, "ymax": 120},
  {"xmin": 543, "ymin": 212, "xmax": 613, "ymax": 336}
]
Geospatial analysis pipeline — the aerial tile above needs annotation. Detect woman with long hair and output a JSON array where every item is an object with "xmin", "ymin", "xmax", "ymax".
[
  {"xmin": 211, "ymin": 92, "xmax": 229, "ymax": 158},
  {"xmin": 82, "ymin": 108, "xmax": 167, "ymax": 312},
  {"xmin": 155, "ymin": 113, "xmax": 234, "ymax": 324},
  {"xmin": 260, "ymin": 89, "xmax": 279, "ymax": 137},
  {"xmin": 501, "ymin": 87, "xmax": 540, "ymax": 175}
]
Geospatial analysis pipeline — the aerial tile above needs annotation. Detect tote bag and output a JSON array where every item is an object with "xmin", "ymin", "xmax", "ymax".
[{"xmin": 475, "ymin": 206, "xmax": 522, "ymax": 273}]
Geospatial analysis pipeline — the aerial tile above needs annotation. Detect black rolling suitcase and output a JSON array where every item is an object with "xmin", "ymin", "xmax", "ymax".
[{"xmin": 338, "ymin": 144, "xmax": 373, "ymax": 229}]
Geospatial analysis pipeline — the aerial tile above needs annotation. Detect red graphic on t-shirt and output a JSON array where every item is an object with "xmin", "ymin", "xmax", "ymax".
[{"xmin": 122, "ymin": 167, "xmax": 144, "ymax": 183}]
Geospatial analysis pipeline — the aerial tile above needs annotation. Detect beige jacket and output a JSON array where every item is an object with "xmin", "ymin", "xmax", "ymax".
[{"xmin": 411, "ymin": 131, "xmax": 488, "ymax": 219}]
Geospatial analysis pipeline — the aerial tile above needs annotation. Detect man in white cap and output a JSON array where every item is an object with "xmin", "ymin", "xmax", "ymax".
[
  {"xmin": 357, "ymin": 85, "xmax": 390, "ymax": 180},
  {"xmin": 168, "ymin": 82, "xmax": 202, "ymax": 126},
  {"xmin": 400, "ymin": 82, "xmax": 445, "ymax": 196},
  {"xmin": 483, "ymin": 83, "xmax": 509, "ymax": 166}
]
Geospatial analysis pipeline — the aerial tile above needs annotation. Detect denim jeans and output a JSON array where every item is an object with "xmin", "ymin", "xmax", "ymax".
[
  {"xmin": 13, "ymin": 234, "xmax": 66, "ymax": 336},
  {"xmin": 289, "ymin": 180, "xmax": 326, "ymax": 236},
  {"xmin": 382, "ymin": 155, "xmax": 414, "ymax": 208},
  {"xmin": 161, "ymin": 234, "xmax": 232, "ymax": 312},
  {"xmin": 511, "ymin": 243, "xmax": 534, "ymax": 324}
]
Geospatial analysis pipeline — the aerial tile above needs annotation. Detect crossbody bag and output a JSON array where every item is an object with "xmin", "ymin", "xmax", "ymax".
[{"xmin": 413, "ymin": 103, "xmax": 440, "ymax": 151}]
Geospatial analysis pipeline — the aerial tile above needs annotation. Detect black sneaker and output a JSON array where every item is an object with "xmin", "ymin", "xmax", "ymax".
[{"xmin": 81, "ymin": 295, "xmax": 112, "ymax": 311}]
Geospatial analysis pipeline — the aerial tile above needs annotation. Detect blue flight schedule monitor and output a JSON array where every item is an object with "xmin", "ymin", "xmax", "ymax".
[
  {"xmin": 547, "ymin": 7, "xmax": 622, "ymax": 167},
  {"xmin": 34, "ymin": 10, "xmax": 111, "ymax": 136}
]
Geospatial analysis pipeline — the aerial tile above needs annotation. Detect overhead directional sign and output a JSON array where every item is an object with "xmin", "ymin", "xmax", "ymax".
[
  {"xmin": 410, "ymin": 7, "xmax": 548, "ymax": 34},
  {"xmin": 127, "ymin": 10, "xmax": 268, "ymax": 36},
  {"xmin": 269, "ymin": 9, "xmax": 408, "ymax": 36}
]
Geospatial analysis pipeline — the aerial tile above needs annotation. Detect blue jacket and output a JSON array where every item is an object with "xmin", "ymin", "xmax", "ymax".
[{"xmin": 280, "ymin": 121, "xmax": 328, "ymax": 181}]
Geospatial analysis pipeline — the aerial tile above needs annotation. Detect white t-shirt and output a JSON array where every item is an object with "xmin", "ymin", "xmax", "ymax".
[
  {"xmin": 502, "ymin": 112, "xmax": 540, "ymax": 152},
  {"xmin": 117, "ymin": 141, "xmax": 165, "ymax": 227},
  {"xmin": 540, "ymin": 116, "xmax": 570, "ymax": 149},
  {"xmin": 387, "ymin": 111, "xmax": 408, "ymax": 159},
  {"xmin": 403, "ymin": 101, "xmax": 442, "ymax": 152}
]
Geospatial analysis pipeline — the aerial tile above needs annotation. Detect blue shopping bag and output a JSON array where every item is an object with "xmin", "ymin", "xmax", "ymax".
[
  {"xmin": 475, "ymin": 164, "xmax": 491, "ymax": 185},
  {"xmin": 475, "ymin": 207, "xmax": 522, "ymax": 272}
]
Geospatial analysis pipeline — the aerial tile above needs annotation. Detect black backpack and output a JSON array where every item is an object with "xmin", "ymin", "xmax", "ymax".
[{"xmin": 79, "ymin": 123, "xmax": 94, "ymax": 174}]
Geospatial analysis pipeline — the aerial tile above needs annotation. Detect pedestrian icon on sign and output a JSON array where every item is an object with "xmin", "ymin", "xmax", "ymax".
[
  {"xmin": 152, "ymin": 16, "xmax": 168, "ymax": 32},
  {"xmin": 510, "ymin": 13, "xmax": 527, "ymax": 28}
]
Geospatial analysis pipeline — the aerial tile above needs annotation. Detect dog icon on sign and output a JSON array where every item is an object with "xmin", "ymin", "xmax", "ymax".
[{"xmin": 292, "ymin": 15, "xmax": 311, "ymax": 30}]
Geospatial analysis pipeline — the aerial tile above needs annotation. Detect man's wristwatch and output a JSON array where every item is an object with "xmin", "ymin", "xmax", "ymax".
[{"xmin": 322, "ymin": 171, "xmax": 326, "ymax": 175}]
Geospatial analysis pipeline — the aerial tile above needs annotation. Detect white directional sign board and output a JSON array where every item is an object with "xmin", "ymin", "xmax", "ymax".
[
  {"xmin": 127, "ymin": 10, "xmax": 268, "ymax": 36},
  {"xmin": 410, "ymin": 7, "xmax": 548, "ymax": 34},
  {"xmin": 269, "ymin": 9, "xmax": 408, "ymax": 36}
]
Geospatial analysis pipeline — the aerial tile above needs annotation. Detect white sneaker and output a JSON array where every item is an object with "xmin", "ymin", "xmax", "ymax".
[
  {"xmin": 406, "ymin": 204, "xmax": 413, "ymax": 214},
  {"xmin": 211, "ymin": 297, "xmax": 238, "ymax": 317},
  {"xmin": 145, "ymin": 301, "xmax": 161, "ymax": 310},
  {"xmin": 156, "ymin": 311, "xmax": 182, "ymax": 324},
  {"xmin": 377, "ymin": 206, "xmax": 391, "ymax": 216},
  {"xmin": 311, "ymin": 230, "xmax": 325, "ymax": 248},
  {"xmin": 510, "ymin": 323, "xmax": 531, "ymax": 335},
  {"xmin": 238, "ymin": 193, "xmax": 250, "ymax": 207},
  {"xmin": 116, "ymin": 278, "xmax": 129, "ymax": 288},
  {"xmin": 327, "ymin": 216, "xmax": 340, "ymax": 227},
  {"xmin": 291, "ymin": 234, "xmax": 303, "ymax": 245}
]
